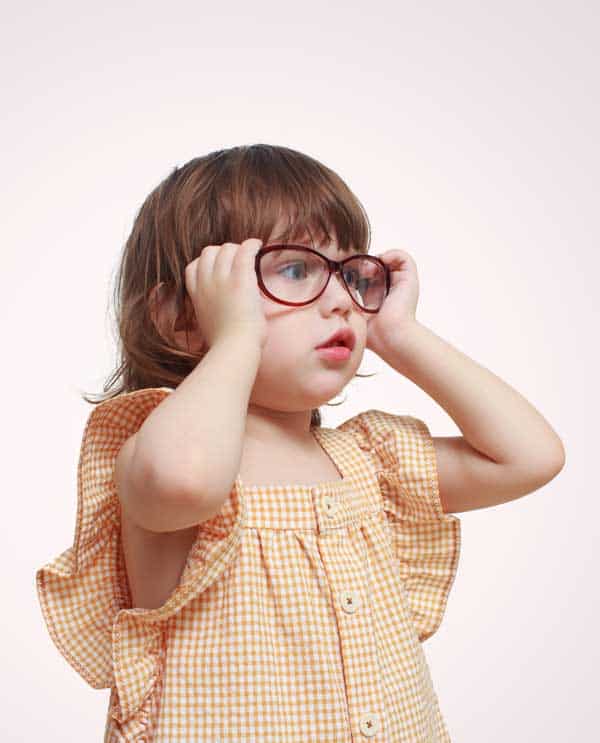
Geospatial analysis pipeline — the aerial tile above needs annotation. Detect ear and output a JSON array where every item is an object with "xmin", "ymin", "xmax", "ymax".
[{"xmin": 149, "ymin": 282, "xmax": 205, "ymax": 353}]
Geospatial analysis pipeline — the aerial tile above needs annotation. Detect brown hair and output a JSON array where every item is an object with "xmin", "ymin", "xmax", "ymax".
[{"xmin": 82, "ymin": 143, "xmax": 375, "ymax": 426}]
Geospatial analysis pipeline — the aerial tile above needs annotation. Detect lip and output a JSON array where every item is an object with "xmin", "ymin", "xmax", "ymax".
[
  {"xmin": 316, "ymin": 346, "xmax": 352, "ymax": 362},
  {"xmin": 315, "ymin": 326, "xmax": 356, "ymax": 351}
]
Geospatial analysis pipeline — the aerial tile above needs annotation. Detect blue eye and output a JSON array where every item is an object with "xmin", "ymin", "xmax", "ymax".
[
  {"xmin": 343, "ymin": 268, "xmax": 355, "ymax": 283},
  {"xmin": 343, "ymin": 267, "xmax": 363, "ymax": 286},
  {"xmin": 343, "ymin": 267, "xmax": 373, "ymax": 294},
  {"xmin": 279, "ymin": 262, "xmax": 308, "ymax": 280}
]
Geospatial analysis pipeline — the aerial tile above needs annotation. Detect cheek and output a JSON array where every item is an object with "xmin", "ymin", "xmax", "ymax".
[
  {"xmin": 260, "ymin": 325, "xmax": 317, "ymax": 371},
  {"xmin": 261, "ymin": 297, "xmax": 286, "ymax": 324},
  {"xmin": 358, "ymin": 323, "xmax": 368, "ymax": 344}
]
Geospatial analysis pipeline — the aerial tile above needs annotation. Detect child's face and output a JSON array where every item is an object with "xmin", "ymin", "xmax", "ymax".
[
  {"xmin": 246, "ymin": 219, "xmax": 369, "ymax": 417},
  {"xmin": 153, "ymin": 218, "xmax": 369, "ymax": 421}
]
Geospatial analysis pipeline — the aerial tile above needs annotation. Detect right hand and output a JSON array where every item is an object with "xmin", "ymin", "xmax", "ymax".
[{"xmin": 184, "ymin": 238, "xmax": 268, "ymax": 350}]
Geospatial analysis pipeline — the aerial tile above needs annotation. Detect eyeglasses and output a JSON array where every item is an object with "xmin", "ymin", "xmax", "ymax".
[{"xmin": 255, "ymin": 244, "xmax": 391, "ymax": 313}]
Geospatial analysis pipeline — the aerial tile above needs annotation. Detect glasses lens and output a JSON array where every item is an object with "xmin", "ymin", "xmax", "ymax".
[
  {"xmin": 259, "ymin": 248, "xmax": 386, "ymax": 310},
  {"xmin": 342, "ymin": 255, "xmax": 387, "ymax": 310}
]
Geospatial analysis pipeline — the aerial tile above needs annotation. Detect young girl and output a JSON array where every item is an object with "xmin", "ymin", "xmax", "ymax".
[{"xmin": 36, "ymin": 144, "xmax": 565, "ymax": 743}]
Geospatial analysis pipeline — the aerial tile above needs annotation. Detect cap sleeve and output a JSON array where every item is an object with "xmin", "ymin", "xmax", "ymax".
[
  {"xmin": 35, "ymin": 387, "xmax": 245, "ymax": 730},
  {"xmin": 338, "ymin": 409, "xmax": 461, "ymax": 643}
]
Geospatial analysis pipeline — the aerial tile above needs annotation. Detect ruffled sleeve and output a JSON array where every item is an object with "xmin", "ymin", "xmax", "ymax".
[
  {"xmin": 338, "ymin": 409, "xmax": 461, "ymax": 643},
  {"xmin": 35, "ymin": 387, "xmax": 245, "ymax": 730}
]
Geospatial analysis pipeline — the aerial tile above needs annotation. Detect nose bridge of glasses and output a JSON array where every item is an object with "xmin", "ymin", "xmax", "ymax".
[{"xmin": 325, "ymin": 258, "xmax": 354, "ymax": 298}]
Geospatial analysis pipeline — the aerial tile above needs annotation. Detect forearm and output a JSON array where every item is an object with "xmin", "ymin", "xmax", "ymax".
[
  {"xmin": 382, "ymin": 321, "xmax": 565, "ymax": 468},
  {"xmin": 133, "ymin": 331, "xmax": 262, "ymax": 505}
]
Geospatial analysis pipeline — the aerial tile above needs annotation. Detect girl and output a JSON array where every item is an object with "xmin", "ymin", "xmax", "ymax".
[{"xmin": 36, "ymin": 144, "xmax": 565, "ymax": 742}]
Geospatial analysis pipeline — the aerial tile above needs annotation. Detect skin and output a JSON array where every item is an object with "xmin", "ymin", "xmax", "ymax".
[
  {"xmin": 153, "ymin": 217, "xmax": 371, "ymax": 454},
  {"xmin": 242, "ymin": 231, "xmax": 369, "ymax": 453},
  {"xmin": 151, "ymin": 218, "xmax": 565, "ymax": 511}
]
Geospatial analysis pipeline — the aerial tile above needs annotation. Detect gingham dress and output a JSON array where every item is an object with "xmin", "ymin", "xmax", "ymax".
[{"xmin": 36, "ymin": 387, "xmax": 461, "ymax": 742}]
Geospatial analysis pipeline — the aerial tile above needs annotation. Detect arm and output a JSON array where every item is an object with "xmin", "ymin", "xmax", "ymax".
[
  {"xmin": 379, "ymin": 321, "xmax": 566, "ymax": 514},
  {"xmin": 123, "ymin": 330, "xmax": 262, "ymax": 532}
]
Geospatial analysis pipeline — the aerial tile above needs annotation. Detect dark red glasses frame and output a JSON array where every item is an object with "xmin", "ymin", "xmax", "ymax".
[{"xmin": 255, "ymin": 243, "xmax": 391, "ymax": 313}]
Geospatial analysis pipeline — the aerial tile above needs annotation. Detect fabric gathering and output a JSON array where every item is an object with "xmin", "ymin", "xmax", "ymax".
[{"xmin": 35, "ymin": 387, "xmax": 461, "ymax": 742}]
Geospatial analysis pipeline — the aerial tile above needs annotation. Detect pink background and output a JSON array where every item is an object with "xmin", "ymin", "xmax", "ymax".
[{"xmin": 5, "ymin": 1, "xmax": 595, "ymax": 740}]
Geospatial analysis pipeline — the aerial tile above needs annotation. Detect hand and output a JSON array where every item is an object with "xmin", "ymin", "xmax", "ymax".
[
  {"xmin": 365, "ymin": 249, "xmax": 420, "ymax": 354},
  {"xmin": 184, "ymin": 238, "xmax": 268, "ymax": 350}
]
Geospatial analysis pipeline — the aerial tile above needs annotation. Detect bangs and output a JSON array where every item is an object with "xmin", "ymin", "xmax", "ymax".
[
  {"xmin": 202, "ymin": 144, "xmax": 371, "ymax": 255},
  {"xmin": 135, "ymin": 144, "xmax": 372, "ymax": 303}
]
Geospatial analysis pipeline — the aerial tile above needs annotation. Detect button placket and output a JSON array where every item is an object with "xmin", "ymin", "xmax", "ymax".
[{"xmin": 309, "ymin": 437, "xmax": 386, "ymax": 741}]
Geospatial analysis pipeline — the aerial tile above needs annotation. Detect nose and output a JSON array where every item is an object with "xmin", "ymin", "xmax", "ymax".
[{"xmin": 320, "ymin": 266, "xmax": 353, "ymax": 312}]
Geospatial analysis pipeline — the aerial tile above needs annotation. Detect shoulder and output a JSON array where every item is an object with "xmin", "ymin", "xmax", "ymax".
[
  {"xmin": 85, "ymin": 386, "xmax": 174, "ymax": 431},
  {"xmin": 337, "ymin": 409, "xmax": 429, "ymax": 453}
]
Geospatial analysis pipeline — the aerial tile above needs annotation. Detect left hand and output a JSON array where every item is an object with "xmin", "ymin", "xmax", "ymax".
[{"xmin": 365, "ymin": 249, "xmax": 420, "ymax": 354}]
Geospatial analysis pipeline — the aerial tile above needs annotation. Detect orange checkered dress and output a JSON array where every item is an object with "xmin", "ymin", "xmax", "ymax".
[{"xmin": 36, "ymin": 387, "xmax": 461, "ymax": 742}]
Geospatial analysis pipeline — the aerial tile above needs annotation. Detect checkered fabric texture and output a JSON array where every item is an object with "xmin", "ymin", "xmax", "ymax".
[{"xmin": 36, "ymin": 387, "xmax": 461, "ymax": 742}]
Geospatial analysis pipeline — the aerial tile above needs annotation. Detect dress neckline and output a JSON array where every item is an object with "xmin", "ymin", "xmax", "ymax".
[{"xmin": 237, "ymin": 425, "xmax": 347, "ymax": 492}]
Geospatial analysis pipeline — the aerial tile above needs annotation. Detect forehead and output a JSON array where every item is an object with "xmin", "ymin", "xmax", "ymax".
[{"xmin": 268, "ymin": 216, "xmax": 325, "ymax": 241}]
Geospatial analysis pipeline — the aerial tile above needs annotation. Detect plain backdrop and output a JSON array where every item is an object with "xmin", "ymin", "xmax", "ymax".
[{"xmin": 4, "ymin": 1, "xmax": 597, "ymax": 741}]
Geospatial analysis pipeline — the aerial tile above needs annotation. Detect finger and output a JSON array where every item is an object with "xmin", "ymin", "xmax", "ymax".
[
  {"xmin": 237, "ymin": 238, "xmax": 264, "ymax": 271},
  {"xmin": 378, "ymin": 249, "xmax": 410, "ymax": 260},
  {"xmin": 380, "ymin": 251, "xmax": 413, "ymax": 268},
  {"xmin": 238, "ymin": 238, "xmax": 263, "ymax": 256},
  {"xmin": 213, "ymin": 242, "xmax": 239, "ymax": 281},
  {"xmin": 198, "ymin": 244, "xmax": 220, "ymax": 279}
]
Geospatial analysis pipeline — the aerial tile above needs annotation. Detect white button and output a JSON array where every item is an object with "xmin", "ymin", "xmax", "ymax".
[
  {"xmin": 340, "ymin": 590, "xmax": 361, "ymax": 614},
  {"xmin": 359, "ymin": 712, "xmax": 380, "ymax": 737},
  {"xmin": 322, "ymin": 495, "xmax": 339, "ymax": 517}
]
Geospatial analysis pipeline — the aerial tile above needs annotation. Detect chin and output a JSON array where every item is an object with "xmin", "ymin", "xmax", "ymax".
[{"xmin": 309, "ymin": 381, "xmax": 349, "ymax": 404}]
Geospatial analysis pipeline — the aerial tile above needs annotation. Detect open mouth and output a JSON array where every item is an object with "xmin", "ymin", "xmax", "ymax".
[{"xmin": 315, "ymin": 327, "xmax": 356, "ymax": 352}]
